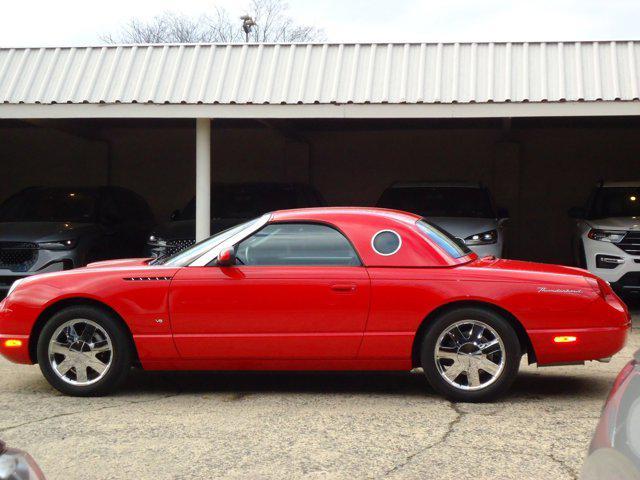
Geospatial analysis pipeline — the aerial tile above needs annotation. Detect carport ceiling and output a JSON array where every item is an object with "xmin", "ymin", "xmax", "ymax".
[{"xmin": 4, "ymin": 116, "xmax": 640, "ymax": 134}]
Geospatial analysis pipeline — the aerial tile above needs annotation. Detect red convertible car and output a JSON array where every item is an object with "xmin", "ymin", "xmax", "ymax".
[{"xmin": 0, "ymin": 208, "xmax": 631, "ymax": 402}]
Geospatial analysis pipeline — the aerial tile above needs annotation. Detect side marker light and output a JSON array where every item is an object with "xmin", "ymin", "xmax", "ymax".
[{"xmin": 554, "ymin": 336, "xmax": 577, "ymax": 343}]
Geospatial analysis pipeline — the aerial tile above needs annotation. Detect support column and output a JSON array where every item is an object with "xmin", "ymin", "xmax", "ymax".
[{"xmin": 195, "ymin": 118, "xmax": 211, "ymax": 242}]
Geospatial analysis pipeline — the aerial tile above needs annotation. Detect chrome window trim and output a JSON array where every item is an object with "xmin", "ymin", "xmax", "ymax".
[
  {"xmin": 189, "ymin": 214, "xmax": 271, "ymax": 267},
  {"xmin": 371, "ymin": 229, "xmax": 402, "ymax": 256}
]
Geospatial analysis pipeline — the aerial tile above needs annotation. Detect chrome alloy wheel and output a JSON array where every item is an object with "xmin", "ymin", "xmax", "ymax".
[
  {"xmin": 47, "ymin": 319, "xmax": 113, "ymax": 386},
  {"xmin": 434, "ymin": 320, "xmax": 505, "ymax": 391}
]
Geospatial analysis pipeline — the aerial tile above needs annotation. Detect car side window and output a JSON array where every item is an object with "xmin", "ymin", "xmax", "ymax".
[{"xmin": 235, "ymin": 223, "xmax": 360, "ymax": 266}]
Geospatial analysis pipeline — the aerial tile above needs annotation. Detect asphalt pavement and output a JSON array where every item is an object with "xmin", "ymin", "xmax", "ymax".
[{"xmin": 1, "ymin": 314, "xmax": 638, "ymax": 480}]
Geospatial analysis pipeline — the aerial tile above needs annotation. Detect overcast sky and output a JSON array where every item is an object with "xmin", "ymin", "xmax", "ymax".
[{"xmin": 1, "ymin": 0, "xmax": 640, "ymax": 46}]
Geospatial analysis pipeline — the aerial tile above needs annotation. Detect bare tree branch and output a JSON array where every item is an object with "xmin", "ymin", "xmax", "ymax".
[{"xmin": 101, "ymin": 0, "xmax": 325, "ymax": 44}]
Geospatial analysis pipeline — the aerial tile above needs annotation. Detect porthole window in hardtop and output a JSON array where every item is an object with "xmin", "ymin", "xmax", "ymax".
[
  {"xmin": 236, "ymin": 223, "xmax": 361, "ymax": 266},
  {"xmin": 371, "ymin": 230, "xmax": 402, "ymax": 256}
]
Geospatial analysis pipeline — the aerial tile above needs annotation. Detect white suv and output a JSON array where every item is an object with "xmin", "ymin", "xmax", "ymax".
[{"xmin": 570, "ymin": 181, "xmax": 640, "ymax": 295}]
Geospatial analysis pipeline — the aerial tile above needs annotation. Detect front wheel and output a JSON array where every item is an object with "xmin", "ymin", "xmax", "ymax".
[
  {"xmin": 421, "ymin": 307, "xmax": 521, "ymax": 402},
  {"xmin": 37, "ymin": 306, "xmax": 132, "ymax": 396}
]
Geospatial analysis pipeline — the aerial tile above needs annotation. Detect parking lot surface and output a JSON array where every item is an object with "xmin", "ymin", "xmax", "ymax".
[{"xmin": 1, "ymin": 313, "xmax": 638, "ymax": 480}]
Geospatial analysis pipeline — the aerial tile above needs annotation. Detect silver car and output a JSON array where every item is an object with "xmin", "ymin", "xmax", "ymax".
[
  {"xmin": 376, "ymin": 182, "xmax": 508, "ymax": 257},
  {"xmin": 0, "ymin": 440, "xmax": 45, "ymax": 480},
  {"xmin": 0, "ymin": 186, "xmax": 155, "ymax": 297},
  {"xmin": 582, "ymin": 349, "xmax": 640, "ymax": 480}
]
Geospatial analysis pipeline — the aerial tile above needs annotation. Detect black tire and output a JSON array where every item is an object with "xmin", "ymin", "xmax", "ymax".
[
  {"xmin": 37, "ymin": 305, "xmax": 132, "ymax": 397},
  {"xmin": 421, "ymin": 307, "xmax": 521, "ymax": 403}
]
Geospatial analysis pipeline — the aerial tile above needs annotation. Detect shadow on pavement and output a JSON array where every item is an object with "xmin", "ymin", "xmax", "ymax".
[{"xmin": 114, "ymin": 368, "xmax": 614, "ymax": 401}]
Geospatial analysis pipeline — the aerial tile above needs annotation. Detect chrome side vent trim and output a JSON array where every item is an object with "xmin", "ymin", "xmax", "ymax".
[{"xmin": 123, "ymin": 276, "xmax": 172, "ymax": 282}]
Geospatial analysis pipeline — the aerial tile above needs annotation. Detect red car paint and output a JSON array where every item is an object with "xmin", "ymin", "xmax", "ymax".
[{"xmin": 0, "ymin": 207, "xmax": 631, "ymax": 372}]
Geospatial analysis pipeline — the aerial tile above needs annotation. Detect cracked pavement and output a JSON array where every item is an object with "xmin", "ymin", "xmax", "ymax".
[{"xmin": 0, "ymin": 313, "xmax": 638, "ymax": 480}]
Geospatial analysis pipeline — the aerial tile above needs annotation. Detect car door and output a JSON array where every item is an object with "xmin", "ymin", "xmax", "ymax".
[{"xmin": 169, "ymin": 222, "xmax": 370, "ymax": 360}]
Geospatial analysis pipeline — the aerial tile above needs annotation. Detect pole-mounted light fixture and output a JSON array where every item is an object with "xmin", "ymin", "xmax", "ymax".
[{"xmin": 240, "ymin": 15, "xmax": 256, "ymax": 43}]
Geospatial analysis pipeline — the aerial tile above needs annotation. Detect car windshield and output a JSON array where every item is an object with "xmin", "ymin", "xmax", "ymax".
[
  {"xmin": 588, "ymin": 187, "xmax": 640, "ymax": 218},
  {"xmin": 177, "ymin": 184, "xmax": 322, "ymax": 220},
  {"xmin": 416, "ymin": 219, "xmax": 472, "ymax": 259},
  {"xmin": 156, "ymin": 216, "xmax": 266, "ymax": 267},
  {"xmin": 377, "ymin": 186, "xmax": 494, "ymax": 218},
  {"xmin": 0, "ymin": 188, "xmax": 97, "ymax": 223}
]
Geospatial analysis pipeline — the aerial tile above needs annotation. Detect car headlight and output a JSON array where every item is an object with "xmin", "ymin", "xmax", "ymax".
[
  {"xmin": 464, "ymin": 229, "xmax": 498, "ymax": 245},
  {"xmin": 38, "ymin": 239, "xmax": 77, "ymax": 250},
  {"xmin": 588, "ymin": 229, "xmax": 626, "ymax": 243}
]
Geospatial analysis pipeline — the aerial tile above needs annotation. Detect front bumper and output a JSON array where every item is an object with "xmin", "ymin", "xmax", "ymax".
[
  {"xmin": 0, "ymin": 299, "xmax": 33, "ymax": 364},
  {"xmin": 0, "ymin": 333, "xmax": 31, "ymax": 364},
  {"xmin": 0, "ymin": 250, "xmax": 76, "ymax": 297},
  {"xmin": 611, "ymin": 273, "xmax": 640, "ymax": 296},
  {"xmin": 583, "ymin": 236, "xmax": 640, "ymax": 287}
]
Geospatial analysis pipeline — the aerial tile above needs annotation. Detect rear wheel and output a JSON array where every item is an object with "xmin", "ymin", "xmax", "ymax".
[
  {"xmin": 421, "ymin": 307, "xmax": 521, "ymax": 402},
  {"xmin": 37, "ymin": 306, "xmax": 131, "ymax": 396}
]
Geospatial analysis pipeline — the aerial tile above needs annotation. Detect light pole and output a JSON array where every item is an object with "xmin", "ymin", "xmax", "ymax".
[{"xmin": 240, "ymin": 15, "xmax": 256, "ymax": 42}]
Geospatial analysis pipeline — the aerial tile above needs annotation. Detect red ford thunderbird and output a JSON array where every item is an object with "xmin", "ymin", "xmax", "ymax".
[{"xmin": 0, "ymin": 208, "xmax": 631, "ymax": 401}]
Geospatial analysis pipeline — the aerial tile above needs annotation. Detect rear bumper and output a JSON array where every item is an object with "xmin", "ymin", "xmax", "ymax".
[{"xmin": 531, "ymin": 324, "xmax": 630, "ymax": 365}]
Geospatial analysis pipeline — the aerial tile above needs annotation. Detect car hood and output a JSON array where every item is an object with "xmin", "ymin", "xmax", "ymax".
[
  {"xmin": 0, "ymin": 222, "xmax": 99, "ymax": 243},
  {"xmin": 150, "ymin": 218, "xmax": 248, "ymax": 241},
  {"xmin": 427, "ymin": 217, "xmax": 498, "ymax": 238},
  {"xmin": 586, "ymin": 217, "xmax": 640, "ymax": 230},
  {"xmin": 86, "ymin": 258, "xmax": 151, "ymax": 269}
]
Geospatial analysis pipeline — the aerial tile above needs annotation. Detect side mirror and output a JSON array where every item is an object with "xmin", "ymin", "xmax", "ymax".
[
  {"xmin": 170, "ymin": 209, "xmax": 181, "ymax": 221},
  {"xmin": 216, "ymin": 247, "xmax": 236, "ymax": 267},
  {"xmin": 496, "ymin": 207, "xmax": 510, "ymax": 219},
  {"xmin": 568, "ymin": 207, "xmax": 586, "ymax": 219}
]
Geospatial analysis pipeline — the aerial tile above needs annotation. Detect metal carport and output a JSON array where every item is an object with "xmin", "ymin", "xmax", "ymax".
[{"xmin": 1, "ymin": 41, "xmax": 640, "ymax": 261}]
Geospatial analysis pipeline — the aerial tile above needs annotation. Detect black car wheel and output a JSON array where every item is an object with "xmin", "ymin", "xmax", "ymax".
[
  {"xmin": 421, "ymin": 307, "xmax": 521, "ymax": 402},
  {"xmin": 37, "ymin": 305, "xmax": 132, "ymax": 396}
]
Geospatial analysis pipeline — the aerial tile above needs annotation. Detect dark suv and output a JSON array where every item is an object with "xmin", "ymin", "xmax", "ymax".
[
  {"xmin": 147, "ymin": 182, "xmax": 325, "ymax": 258},
  {"xmin": 0, "ymin": 186, "xmax": 155, "ymax": 295}
]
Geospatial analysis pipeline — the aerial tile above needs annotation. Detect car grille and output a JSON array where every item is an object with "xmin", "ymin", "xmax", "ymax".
[
  {"xmin": 0, "ymin": 242, "xmax": 38, "ymax": 272},
  {"xmin": 165, "ymin": 239, "xmax": 195, "ymax": 255},
  {"xmin": 617, "ymin": 231, "xmax": 640, "ymax": 256},
  {"xmin": 150, "ymin": 239, "xmax": 195, "ymax": 258}
]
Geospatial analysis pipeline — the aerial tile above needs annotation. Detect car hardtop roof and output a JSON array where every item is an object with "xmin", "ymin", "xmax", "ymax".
[
  {"xmin": 387, "ymin": 181, "xmax": 484, "ymax": 189},
  {"xmin": 599, "ymin": 181, "xmax": 640, "ymax": 188},
  {"xmin": 270, "ymin": 206, "xmax": 422, "ymax": 224}
]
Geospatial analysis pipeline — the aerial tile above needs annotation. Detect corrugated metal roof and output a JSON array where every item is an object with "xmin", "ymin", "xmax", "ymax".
[{"xmin": 1, "ymin": 41, "xmax": 639, "ymax": 106}]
